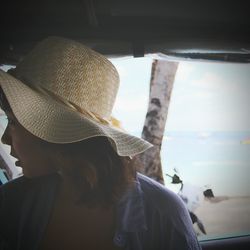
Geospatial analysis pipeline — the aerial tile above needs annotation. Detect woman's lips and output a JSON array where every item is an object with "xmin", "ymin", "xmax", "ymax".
[{"xmin": 15, "ymin": 160, "xmax": 21, "ymax": 166}]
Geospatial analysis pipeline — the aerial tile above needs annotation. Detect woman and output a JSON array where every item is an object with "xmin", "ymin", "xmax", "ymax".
[{"xmin": 0, "ymin": 37, "xmax": 201, "ymax": 250}]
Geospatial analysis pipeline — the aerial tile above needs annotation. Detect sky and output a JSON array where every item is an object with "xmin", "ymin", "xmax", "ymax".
[{"xmin": 110, "ymin": 57, "xmax": 250, "ymax": 134}]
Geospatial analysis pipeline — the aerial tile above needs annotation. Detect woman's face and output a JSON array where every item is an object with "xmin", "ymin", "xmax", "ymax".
[{"xmin": 1, "ymin": 111, "xmax": 57, "ymax": 178}]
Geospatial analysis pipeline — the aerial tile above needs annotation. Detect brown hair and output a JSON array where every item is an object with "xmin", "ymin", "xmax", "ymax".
[{"xmin": 53, "ymin": 137, "xmax": 136, "ymax": 206}]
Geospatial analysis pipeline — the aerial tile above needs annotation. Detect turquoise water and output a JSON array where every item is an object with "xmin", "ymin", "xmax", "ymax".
[{"xmin": 161, "ymin": 131, "xmax": 250, "ymax": 196}]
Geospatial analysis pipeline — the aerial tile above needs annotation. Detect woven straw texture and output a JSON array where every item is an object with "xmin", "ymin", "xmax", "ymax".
[{"xmin": 0, "ymin": 37, "xmax": 152, "ymax": 156}]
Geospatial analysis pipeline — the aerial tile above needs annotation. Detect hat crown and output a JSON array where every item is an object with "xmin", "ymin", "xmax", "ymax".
[{"xmin": 12, "ymin": 37, "xmax": 119, "ymax": 118}]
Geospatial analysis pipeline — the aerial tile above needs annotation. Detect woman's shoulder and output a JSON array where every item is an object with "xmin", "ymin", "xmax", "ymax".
[
  {"xmin": 0, "ymin": 176, "xmax": 35, "ymax": 217},
  {"xmin": 0, "ymin": 175, "xmax": 30, "ymax": 196},
  {"xmin": 137, "ymin": 173, "xmax": 188, "ymax": 216},
  {"xmin": 137, "ymin": 173, "xmax": 181, "ymax": 201},
  {"xmin": 0, "ymin": 174, "xmax": 59, "ymax": 240},
  {"xmin": 0, "ymin": 176, "xmax": 31, "ymax": 243},
  {"xmin": 0, "ymin": 174, "xmax": 59, "ymax": 208},
  {"xmin": 136, "ymin": 173, "xmax": 201, "ymax": 249}
]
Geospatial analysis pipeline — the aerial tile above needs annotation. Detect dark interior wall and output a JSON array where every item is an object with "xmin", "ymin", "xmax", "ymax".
[{"xmin": 1, "ymin": 0, "xmax": 250, "ymax": 64}]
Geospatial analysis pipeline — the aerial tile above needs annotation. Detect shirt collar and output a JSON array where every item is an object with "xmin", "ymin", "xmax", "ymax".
[{"xmin": 115, "ymin": 173, "xmax": 147, "ymax": 232}]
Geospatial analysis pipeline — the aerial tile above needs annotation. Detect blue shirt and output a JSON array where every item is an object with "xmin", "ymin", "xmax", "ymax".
[{"xmin": 0, "ymin": 173, "xmax": 201, "ymax": 250}]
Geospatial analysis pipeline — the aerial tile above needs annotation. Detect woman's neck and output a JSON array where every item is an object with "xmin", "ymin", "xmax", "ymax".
[{"xmin": 56, "ymin": 173, "xmax": 83, "ymax": 204}]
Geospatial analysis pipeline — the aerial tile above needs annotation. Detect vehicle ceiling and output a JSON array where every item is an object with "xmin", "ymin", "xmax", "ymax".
[{"xmin": 1, "ymin": 0, "xmax": 250, "ymax": 65}]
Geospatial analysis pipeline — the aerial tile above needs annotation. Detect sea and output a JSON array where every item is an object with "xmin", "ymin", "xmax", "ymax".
[
  {"xmin": 161, "ymin": 131, "xmax": 250, "ymax": 197},
  {"xmin": 132, "ymin": 130, "xmax": 250, "ymax": 197}
]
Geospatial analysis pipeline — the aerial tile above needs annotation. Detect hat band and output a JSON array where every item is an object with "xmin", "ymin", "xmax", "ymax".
[{"xmin": 27, "ymin": 84, "xmax": 124, "ymax": 131}]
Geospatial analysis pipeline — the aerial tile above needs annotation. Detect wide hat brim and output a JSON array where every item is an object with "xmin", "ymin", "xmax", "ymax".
[{"xmin": 0, "ymin": 69, "xmax": 152, "ymax": 156}]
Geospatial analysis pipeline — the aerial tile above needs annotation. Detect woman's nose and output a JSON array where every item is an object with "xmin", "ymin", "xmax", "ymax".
[{"xmin": 1, "ymin": 128, "xmax": 11, "ymax": 145}]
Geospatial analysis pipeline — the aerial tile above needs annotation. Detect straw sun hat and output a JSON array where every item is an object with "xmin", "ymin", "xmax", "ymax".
[{"xmin": 0, "ymin": 37, "xmax": 152, "ymax": 156}]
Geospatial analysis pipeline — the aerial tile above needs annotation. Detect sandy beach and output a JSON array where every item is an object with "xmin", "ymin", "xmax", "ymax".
[{"xmin": 194, "ymin": 196, "xmax": 250, "ymax": 239}]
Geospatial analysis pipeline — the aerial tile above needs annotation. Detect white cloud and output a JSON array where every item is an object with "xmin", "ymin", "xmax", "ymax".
[
  {"xmin": 175, "ymin": 62, "xmax": 195, "ymax": 81},
  {"xmin": 110, "ymin": 59, "xmax": 250, "ymax": 132},
  {"xmin": 114, "ymin": 65, "xmax": 128, "ymax": 78},
  {"xmin": 112, "ymin": 94, "xmax": 149, "ymax": 134},
  {"xmin": 192, "ymin": 90, "xmax": 214, "ymax": 100},
  {"xmin": 191, "ymin": 72, "xmax": 227, "ymax": 91},
  {"xmin": 197, "ymin": 132, "xmax": 213, "ymax": 138},
  {"xmin": 192, "ymin": 161, "xmax": 249, "ymax": 167},
  {"xmin": 162, "ymin": 135, "xmax": 174, "ymax": 141},
  {"xmin": 190, "ymin": 72, "xmax": 248, "ymax": 100},
  {"xmin": 167, "ymin": 66, "xmax": 250, "ymax": 131},
  {"xmin": 213, "ymin": 140, "xmax": 239, "ymax": 146},
  {"xmin": 113, "ymin": 95, "xmax": 148, "ymax": 113}
]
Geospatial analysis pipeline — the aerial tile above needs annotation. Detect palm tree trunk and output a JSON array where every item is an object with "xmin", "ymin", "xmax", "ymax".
[{"xmin": 137, "ymin": 59, "xmax": 179, "ymax": 184}]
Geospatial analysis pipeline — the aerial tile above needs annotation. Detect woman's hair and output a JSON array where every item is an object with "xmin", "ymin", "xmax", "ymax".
[
  {"xmin": 0, "ymin": 87, "xmax": 136, "ymax": 206},
  {"xmin": 54, "ymin": 137, "xmax": 136, "ymax": 206}
]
